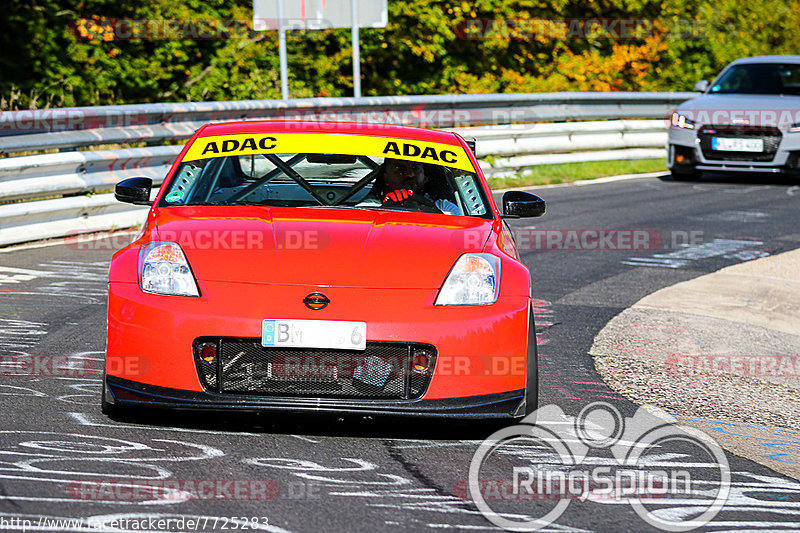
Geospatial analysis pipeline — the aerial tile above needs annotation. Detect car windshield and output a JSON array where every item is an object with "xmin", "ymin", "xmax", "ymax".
[
  {"xmin": 710, "ymin": 63, "xmax": 800, "ymax": 95},
  {"xmin": 158, "ymin": 136, "xmax": 492, "ymax": 218}
]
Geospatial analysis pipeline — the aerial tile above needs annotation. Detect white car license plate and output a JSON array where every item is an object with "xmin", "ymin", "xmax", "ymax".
[
  {"xmin": 711, "ymin": 137, "xmax": 764, "ymax": 152},
  {"xmin": 262, "ymin": 319, "xmax": 366, "ymax": 351}
]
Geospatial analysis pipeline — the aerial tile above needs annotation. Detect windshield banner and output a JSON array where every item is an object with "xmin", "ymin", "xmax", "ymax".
[{"xmin": 181, "ymin": 133, "xmax": 475, "ymax": 172}]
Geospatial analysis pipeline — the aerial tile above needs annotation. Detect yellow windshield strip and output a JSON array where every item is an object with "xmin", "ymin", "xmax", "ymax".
[{"xmin": 181, "ymin": 133, "xmax": 475, "ymax": 172}]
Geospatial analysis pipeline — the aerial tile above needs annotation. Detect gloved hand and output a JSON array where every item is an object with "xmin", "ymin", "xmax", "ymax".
[{"xmin": 383, "ymin": 189, "xmax": 414, "ymax": 204}]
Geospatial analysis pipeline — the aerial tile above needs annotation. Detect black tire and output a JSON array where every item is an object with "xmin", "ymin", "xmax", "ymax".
[
  {"xmin": 514, "ymin": 307, "xmax": 539, "ymax": 420},
  {"xmin": 524, "ymin": 327, "xmax": 539, "ymax": 417},
  {"xmin": 670, "ymin": 167, "xmax": 701, "ymax": 181}
]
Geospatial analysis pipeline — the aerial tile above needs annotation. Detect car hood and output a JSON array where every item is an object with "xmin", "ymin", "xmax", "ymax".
[
  {"xmin": 152, "ymin": 206, "xmax": 494, "ymax": 289},
  {"xmin": 678, "ymin": 94, "xmax": 800, "ymax": 128}
]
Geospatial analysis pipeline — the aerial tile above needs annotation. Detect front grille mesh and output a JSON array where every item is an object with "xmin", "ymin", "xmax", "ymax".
[
  {"xmin": 196, "ymin": 338, "xmax": 435, "ymax": 400},
  {"xmin": 698, "ymin": 126, "xmax": 782, "ymax": 162}
]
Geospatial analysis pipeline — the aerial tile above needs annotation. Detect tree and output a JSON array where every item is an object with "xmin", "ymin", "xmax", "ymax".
[{"xmin": 2, "ymin": 0, "xmax": 799, "ymax": 109}]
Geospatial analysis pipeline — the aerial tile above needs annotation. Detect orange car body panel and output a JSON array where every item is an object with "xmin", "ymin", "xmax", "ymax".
[{"xmin": 105, "ymin": 121, "xmax": 533, "ymax": 410}]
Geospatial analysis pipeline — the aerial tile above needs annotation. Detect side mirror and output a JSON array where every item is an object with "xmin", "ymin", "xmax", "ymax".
[
  {"xmin": 693, "ymin": 80, "xmax": 709, "ymax": 92},
  {"xmin": 115, "ymin": 177, "xmax": 153, "ymax": 205},
  {"xmin": 465, "ymin": 138, "xmax": 477, "ymax": 154},
  {"xmin": 502, "ymin": 191, "xmax": 545, "ymax": 218}
]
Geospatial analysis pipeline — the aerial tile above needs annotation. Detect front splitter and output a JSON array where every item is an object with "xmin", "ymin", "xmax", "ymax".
[{"xmin": 104, "ymin": 375, "xmax": 526, "ymax": 419}]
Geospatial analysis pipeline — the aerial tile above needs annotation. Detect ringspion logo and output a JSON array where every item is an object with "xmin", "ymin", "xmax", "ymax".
[{"xmin": 468, "ymin": 402, "xmax": 730, "ymax": 530}]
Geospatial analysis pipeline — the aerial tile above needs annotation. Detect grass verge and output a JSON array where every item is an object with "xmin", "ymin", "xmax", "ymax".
[{"xmin": 486, "ymin": 158, "xmax": 667, "ymax": 189}]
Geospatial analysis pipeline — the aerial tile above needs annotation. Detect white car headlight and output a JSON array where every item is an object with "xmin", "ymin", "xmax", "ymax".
[
  {"xmin": 671, "ymin": 112, "xmax": 695, "ymax": 130},
  {"xmin": 139, "ymin": 242, "xmax": 200, "ymax": 297},
  {"xmin": 435, "ymin": 253, "xmax": 500, "ymax": 306}
]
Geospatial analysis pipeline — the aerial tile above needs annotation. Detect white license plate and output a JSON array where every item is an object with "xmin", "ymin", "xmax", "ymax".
[
  {"xmin": 262, "ymin": 319, "xmax": 366, "ymax": 351},
  {"xmin": 711, "ymin": 137, "xmax": 764, "ymax": 152}
]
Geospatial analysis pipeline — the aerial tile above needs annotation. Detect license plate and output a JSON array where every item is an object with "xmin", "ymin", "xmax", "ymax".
[
  {"xmin": 711, "ymin": 137, "xmax": 764, "ymax": 152},
  {"xmin": 262, "ymin": 319, "xmax": 366, "ymax": 351}
]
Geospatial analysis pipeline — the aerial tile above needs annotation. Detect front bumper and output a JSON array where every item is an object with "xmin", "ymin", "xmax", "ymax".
[
  {"xmin": 104, "ymin": 375, "xmax": 526, "ymax": 419},
  {"xmin": 667, "ymin": 128, "xmax": 800, "ymax": 174},
  {"xmin": 106, "ymin": 279, "xmax": 532, "ymax": 401}
]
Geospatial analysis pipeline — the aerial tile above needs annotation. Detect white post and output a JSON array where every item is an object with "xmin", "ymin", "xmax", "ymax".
[
  {"xmin": 277, "ymin": 0, "xmax": 289, "ymax": 100},
  {"xmin": 351, "ymin": 0, "xmax": 361, "ymax": 98}
]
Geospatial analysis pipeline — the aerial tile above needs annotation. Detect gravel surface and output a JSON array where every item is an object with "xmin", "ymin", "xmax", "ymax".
[{"xmin": 591, "ymin": 249, "xmax": 800, "ymax": 479}]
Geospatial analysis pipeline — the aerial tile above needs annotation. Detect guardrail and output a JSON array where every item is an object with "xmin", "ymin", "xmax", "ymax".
[{"xmin": 0, "ymin": 92, "xmax": 691, "ymax": 247}]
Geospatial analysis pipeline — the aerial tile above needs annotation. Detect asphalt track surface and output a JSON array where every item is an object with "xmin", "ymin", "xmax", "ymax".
[{"xmin": 0, "ymin": 173, "xmax": 799, "ymax": 532}]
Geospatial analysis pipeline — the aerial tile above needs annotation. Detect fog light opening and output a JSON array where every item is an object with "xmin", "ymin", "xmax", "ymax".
[
  {"xmin": 413, "ymin": 353, "xmax": 431, "ymax": 374},
  {"xmin": 200, "ymin": 343, "xmax": 217, "ymax": 362},
  {"xmin": 676, "ymin": 154, "xmax": 685, "ymax": 163}
]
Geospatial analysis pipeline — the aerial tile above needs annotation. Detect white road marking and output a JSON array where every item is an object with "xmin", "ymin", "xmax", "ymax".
[
  {"xmin": 289, "ymin": 435, "xmax": 320, "ymax": 443},
  {"xmin": 0, "ymin": 266, "xmax": 54, "ymax": 285},
  {"xmin": 0, "ymin": 385, "xmax": 47, "ymax": 397},
  {"xmin": 0, "ymin": 319, "xmax": 48, "ymax": 355},
  {"xmin": 68, "ymin": 412, "xmax": 262, "ymax": 437},
  {"xmin": 689, "ymin": 210, "xmax": 768, "ymax": 223},
  {"xmin": 623, "ymin": 238, "xmax": 764, "ymax": 269}
]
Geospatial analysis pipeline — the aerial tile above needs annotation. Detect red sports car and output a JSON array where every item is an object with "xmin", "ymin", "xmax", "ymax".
[{"xmin": 103, "ymin": 121, "xmax": 545, "ymax": 419}]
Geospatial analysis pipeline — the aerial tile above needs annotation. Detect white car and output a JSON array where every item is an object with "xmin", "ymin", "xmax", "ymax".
[{"xmin": 668, "ymin": 55, "xmax": 800, "ymax": 180}]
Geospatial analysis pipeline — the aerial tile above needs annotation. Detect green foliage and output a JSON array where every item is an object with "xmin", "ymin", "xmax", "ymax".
[{"xmin": 1, "ymin": 0, "xmax": 799, "ymax": 109}]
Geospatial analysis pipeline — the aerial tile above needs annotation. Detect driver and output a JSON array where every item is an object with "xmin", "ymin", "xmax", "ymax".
[{"xmin": 361, "ymin": 158, "xmax": 460, "ymax": 215}]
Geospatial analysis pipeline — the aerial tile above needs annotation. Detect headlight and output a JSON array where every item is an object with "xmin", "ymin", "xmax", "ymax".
[
  {"xmin": 139, "ymin": 242, "xmax": 200, "ymax": 297},
  {"xmin": 671, "ymin": 112, "xmax": 695, "ymax": 130},
  {"xmin": 435, "ymin": 253, "xmax": 500, "ymax": 306}
]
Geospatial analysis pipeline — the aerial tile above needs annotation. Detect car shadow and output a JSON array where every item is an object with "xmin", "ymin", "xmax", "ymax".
[
  {"xmin": 659, "ymin": 171, "xmax": 800, "ymax": 186},
  {"xmin": 104, "ymin": 407, "xmax": 516, "ymax": 440}
]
